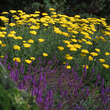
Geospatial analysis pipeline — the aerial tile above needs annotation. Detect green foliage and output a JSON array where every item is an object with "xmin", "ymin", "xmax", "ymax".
[
  {"xmin": 82, "ymin": 91, "xmax": 100, "ymax": 110},
  {"xmin": 0, "ymin": 62, "xmax": 40, "ymax": 110}
]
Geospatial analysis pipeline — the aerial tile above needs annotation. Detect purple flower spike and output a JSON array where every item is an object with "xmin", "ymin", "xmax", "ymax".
[
  {"xmin": 10, "ymin": 70, "xmax": 16, "ymax": 81},
  {"xmin": 32, "ymin": 87, "xmax": 38, "ymax": 96},
  {"xmin": 86, "ymin": 88, "xmax": 89, "ymax": 96},
  {"xmin": 7, "ymin": 63, "xmax": 11, "ymax": 70},
  {"xmin": 36, "ymin": 89, "xmax": 43, "ymax": 104},
  {"xmin": 18, "ymin": 81, "xmax": 24, "ymax": 90},
  {"xmin": 14, "ymin": 61, "xmax": 18, "ymax": 68},
  {"xmin": 57, "ymin": 102, "xmax": 62, "ymax": 110},
  {"xmin": 20, "ymin": 63, "xmax": 24, "ymax": 74},
  {"xmin": 39, "ymin": 73, "xmax": 43, "ymax": 81},
  {"xmin": 101, "ymin": 78, "xmax": 105, "ymax": 88}
]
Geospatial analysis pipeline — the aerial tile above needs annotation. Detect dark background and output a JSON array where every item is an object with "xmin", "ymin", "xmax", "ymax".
[{"xmin": 0, "ymin": 0, "xmax": 110, "ymax": 21}]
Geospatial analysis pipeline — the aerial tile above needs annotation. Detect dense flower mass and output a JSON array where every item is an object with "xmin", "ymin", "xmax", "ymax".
[
  {"xmin": 0, "ymin": 9, "xmax": 110, "ymax": 71},
  {"xmin": 0, "ymin": 8, "xmax": 110, "ymax": 110}
]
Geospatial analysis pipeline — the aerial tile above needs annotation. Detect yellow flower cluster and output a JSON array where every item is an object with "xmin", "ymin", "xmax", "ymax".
[{"xmin": 0, "ymin": 8, "xmax": 110, "ymax": 71}]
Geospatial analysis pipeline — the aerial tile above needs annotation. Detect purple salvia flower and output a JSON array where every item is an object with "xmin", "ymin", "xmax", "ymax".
[
  {"xmin": 73, "ymin": 72, "xmax": 79, "ymax": 80},
  {"xmin": 82, "ymin": 66, "xmax": 87, "ymax": 79},
  {"xmin": 36, "ymin": 89, "xmax": 43, "ymax": 104},
  {"xmin": 57, "ymin": 78, "xmax": 62, "ymax": 88},
  {"xmin": 92, "ymin": 67, "xmax": 95, "ymax": 73},
  {"xmin": 14, "ymin": 61, "xmax": 18, "ymax": 68},
  {"xmin": 97, "ymin": 73, "xmax": 101, "ymax": 80},
  {"xmin": 43, "ymin": 72, "xmax": 47, "ymax": 89},
  {"xmin": 72, "ymin": 67, "xmax": 75, "ymax": 73},
  {"xmin": 38, "ymin": 57, "xmax": 42, "ymax": 65},
  {"xmin": 15, "ymin": 69, "xmax": 19, "ymax": 81},
  {"xmin": 27, "ymin": 63, "xmax": 32, "ymax": 73},
  {"xmin": 73, "ymin": 86, "xmax": 78, "ymax": 97},
  {"xmin": 20, "ymin": 63, "xmax": 24, "ymax": 74},
  {"xmin": 44, "ymin": 96, "xmax": 49, "ymax": 110},
  {"xmin": 48, "ymin": 60, "xmax": 53, "ymax": 65},
  {"xmin": 18, "ymin": 81, "xmax": 24, "ymax": 90},
  {"xmin": 44, "ymin": 90, "xmax": 54, "ymax": 110},
  {"xmin": 24, "ymin": 74, "xmax": 32, "ymax": 81},
  {"xmin": 64, "ymin": 90, "xmax": 68, "ymax": 96},
  {"xmin": 49, "ymin": 90, "xmax": 54, "ymax": 106},
  {"xmin": 32, "ymin": 76, "xmax": 37, "ymax": 86},
  {"xmin": 32, "ymin": 87, "xmax": 38, "ymax": 96},
  {"xmin": 86, "ymin": 87, "xmax": 89, "ymax": 96},
  {"xmin": 39, "ymin": 72, "xmax": 43, "ymax": 81},
  {"xmin": 95, "ymin": 73, "xmax": 101, "ymax": 87},
  {"xmin": 101, "ymin": 78, "xmax": 105, "ymax": 88},
  {"xmin": 10, "ymin": 70, "xmax": 16, "ymax": 81},
  {"xmin": 57, "ymin": 102, "xmax": 62, "ymax": 110},
  {"xmin": 7, "ymin": 63, "xmax": 11, "ymax": 70}
]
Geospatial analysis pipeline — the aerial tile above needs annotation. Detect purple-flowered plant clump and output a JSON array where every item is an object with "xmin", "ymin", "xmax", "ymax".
[{"xmin": 0, "ymin": 56, "xmax": 110, "ymax": 110}]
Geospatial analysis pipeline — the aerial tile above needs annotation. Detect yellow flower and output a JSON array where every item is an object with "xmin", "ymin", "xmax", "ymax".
[
  {"xmin": 63, "ymin": 40, "xmax": 70, "ymax": 44},
  {"xmin": 65, "ymin": 54, "xmax": 73, "ymax": 60},
  {"xmin": 30, "ymin": 31, "xmax": 37, "ymax": 35},
  {"xmin": 69, "ymin": 47, "xmax": 77, "ymax": 51},
  {"xmin": 74, "ymin": 15, "xmax": 80, "ymax": 18},
  {"xmin": 90, "ymin": 52, "xmax": 98, "ymax": 56},
  {"xmin": 28, "ymin": 39, "xmax": 34, "ymax": 43},
  {"xmin": 9, "ymin": 10, "xmax": 16, "ymax": 13},
  {"xmin": 102, "ymin": 64, "xmax": 109, "ymax": 69},
  {"xmin": 23, "ymin": 41, "xmax": 26, "ymax": 43},
  {"xmin": 80, "ymin": 53, "xmax": 86, "ymax": 56},
  {"xmin": 10, "ymin": 31, "xmax": 16, "ymax": 34},
  {"xmin": 62, "ymin": 32, "xmax": 69, "ymax": 37},
  {"xmin": 0, "ymin": 27, "xmax": 6, "ymax": 30},
  {"xmin": 88, "ymin": 56, "xmax": 93, "ymax": 61},
  {"xmin": 66, "ymin": 65, "xmax": 71, "ymax": 69},
  {"xmin": 23, "ymin": 43, "xmax": 31, "ymax": 48},
  {"xmin": 38, "ymin": 38, "xmax": 45, "ymax": 43},
  {"xmin": 13, "ymin": 45, "xmax": 21, "ymax": 50},
  {"xmin": 99, "ymin": 59, "xmax": 105, "ymax": 63},
  {"xmin": 49, "ymin": 8, "xmax": 55, "ymax": 11},
  {"xmin": 9, "ymin": 23, "xmax": 16, "ymax": 27},
  {"xmin": 95, "ymin": 48, "xmax": 100, "ymax": 52},
  {"xmin": 57, "ymin": 46, "xmax": 64, "ymax": 51},
  {"xmin": 0, "ymin": 55, "xmax": 4, "ymax": 58},
  {"xmin": 30, "ymin": 57, "xmax": 35, "ymax": 61},
  {"xmin": 43, "ymin": 52, "xmax": 48, "ymax": 57},
  {"xmin": 25, "ymin": 59, "xmax": 32, "ymax": 64},
  {"xmin": 1, "ymin": 44, "xmax": 6, "ymax": 47},
  {"xmin": 34, "ymin": 11, "xmax": 40, "ymax": 13},
  {"xmin": 30, "ymin": 25, "xmax": 40, "ymax": 30},
  {"xmin": 0, "ymin": 40, "xmax": 2, "ymax": 44},
  {"xmin": 73, "ymin": 44, "xmax": 82, "ymax": 49},
  {"xmin": 2, "ymin": 12, "xmax": 8, "ymax": 14},
  {"xmin": 105, "ymin": 52, "xmax": 110, "ymax": 56},
  {"xmin": 42, "ymin": 13, "xmax": 48, "ymax": 16},
  {"xmin": 7, "ymin": 33, "xmax": 15, "ymax": 38},
  {"xmin": 81, "ymin": 49, "xmax": 89, "ymax": 54},
  {"xmin": 13, "ymin": 57, "xmax": 21, "ymax": 63},
  {"xmin": 71, "ymin": 39, "xmax": 77, "ymax": 42},
  {"xmin": 14, "ymin": 36, "xmax": 23, "ymax": 40},
  {"xmin": 83, "ymin": 65, "xmax": 89, "ymax": 69},
  {"xmin": 86, "ymin": 41, "xmax": 92, "ymax": 45}
]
